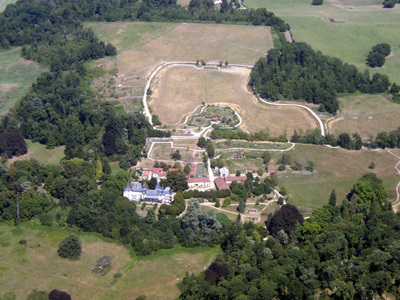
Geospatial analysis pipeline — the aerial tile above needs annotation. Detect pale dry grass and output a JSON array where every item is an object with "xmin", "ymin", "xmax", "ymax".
[
  {"xmin": 117, "ymin": 23, "xmax": 273, "ymax": 84},
  {"xmin": 150, "ymin": 66, "xmax": 318, "ymax": 135},
  {"xmin": 0, "ymin": 225, "xmax": 219, "ymax": 300},
  {"xmin": 330, "ymin": 94, "xmax": 400, "ymax": 139}
]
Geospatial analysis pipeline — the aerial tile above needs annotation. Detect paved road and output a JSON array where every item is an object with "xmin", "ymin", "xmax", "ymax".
[{"xmin": 256, "ymin": 93, "xmax": 325, "ymax": 136}]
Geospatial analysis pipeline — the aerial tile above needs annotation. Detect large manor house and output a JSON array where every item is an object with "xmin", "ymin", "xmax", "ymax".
[{"xmin": 123, "ymin": 180, "xmax": 174, "ymax": 204}]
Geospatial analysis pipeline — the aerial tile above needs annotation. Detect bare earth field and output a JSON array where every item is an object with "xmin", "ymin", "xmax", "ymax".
[
  {"xmin": 328, "ymin": 94, "xmax": 400, "ymax": 138},
  {"xmin": 150, "ymin": 65, "xmax": 318, "ymax": 135}
]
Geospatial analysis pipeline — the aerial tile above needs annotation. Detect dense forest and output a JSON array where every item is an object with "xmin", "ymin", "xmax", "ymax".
[
  {"xmin": 179, "ymin": 174, "xmax": 400, "ymax": 299},
  {"xmin": 250, "ymin": 42, "xmax": 392, "ymax": 113}
]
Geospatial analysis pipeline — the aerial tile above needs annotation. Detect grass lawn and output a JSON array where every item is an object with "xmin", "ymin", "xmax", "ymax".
[
  {"xmin": 0, "ymin": 47, "xmax": 46, "ymax": 116},
  {"xmin": 245, "ymin": 0, "xmax": 400, "ymax": 83},
  {"xmin": 277, "ymin": 144, "xmax": 399, "ymax": 209},
  {"xmin": 0, "ymin": 223, "xmax": 220, "ymax": 300},
  {"xmin": 8, "ymin": 140, "xmax": 65, "ymax": 165}
]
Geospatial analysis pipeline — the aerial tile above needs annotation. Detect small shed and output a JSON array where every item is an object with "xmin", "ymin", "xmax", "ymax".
[
  {"xmin": 235, "ymin": 154, "xmax": 243, "ymax": 159},
  {"xmin": 211, "ymin": 117, "xmax": 219, "ymax": 122},
  {"xmin": 115, "ymin": 72, "xmax": 122, "ymax": 78}
]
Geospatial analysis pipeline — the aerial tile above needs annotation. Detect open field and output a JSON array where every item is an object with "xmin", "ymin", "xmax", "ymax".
[
  {"xmin": 245, "ymin": 0, "xmax": 400, "ymax": 83},
  {"xmin": 114, "ymin": 22, "xmax": 273, "ymax": 98},
  {"xmin": 0, "ymin": 0, "xmax": 15, "ymax": 11},
  {"xmin": 85, "ymin": 22, "xmax": 179, "ymax": 54},
  {"xmin": 150, "ymin": 66, "xmax": 318, "ymax": 135},
  {"xmin": 0, "ymin": 48, "xmax": 46, "ymax": 116},
  {"xmin": 222, "ymin": 155, "xmax": 265, "ymax": 174},
  {"xmin": 0, "ymin": 224, "xmax": 219, "ymax": 300},
  {"xmin": 117, "ymin": 22, "xmax": 273, "ymax": 73},
  {"xmin": 8, "ymin": 140, "xmax": 65, "ymax": 165},
  {"xmin": 276, "ymin": 144, "xmax": 399, "ymax": 209},
  {"xmin": 328, "ymin": 94, "xmax": 400, "ymax": 138}
]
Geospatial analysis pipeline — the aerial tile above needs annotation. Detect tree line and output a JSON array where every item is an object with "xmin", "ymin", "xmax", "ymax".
[
  {"xmin": 179, "ymin": 173, "xmax": 400, "ymax": 299},
  {"xmin": 250, "ymin": 42, "xmax": 392, "ymax": 113},
  {"xmin": 211, "ymin": 126, "xmax": 400, "ymax": 151}
]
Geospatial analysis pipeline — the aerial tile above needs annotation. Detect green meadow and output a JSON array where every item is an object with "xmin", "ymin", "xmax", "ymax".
[
  {"xmin": 0, "ymin": 48, "xmax": 46, "ymax": 116},
  {"xmin": 245, "ymin": 0, "xmax": 400, "ymax": 83},
  {"xmin": 0, "ymin": 223, "xmax": 219, "ymax": 300}
]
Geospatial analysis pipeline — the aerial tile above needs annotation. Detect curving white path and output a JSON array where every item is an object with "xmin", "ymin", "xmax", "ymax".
[
  {"xmin": 255, "ymin": 93, "xmax": 325, "ymax": 136},
  {"xmin": 142, "ymin": 61, "xmax": 325, "ymax": 136}
]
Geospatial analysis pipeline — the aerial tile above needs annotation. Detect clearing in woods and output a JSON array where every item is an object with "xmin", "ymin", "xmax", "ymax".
[
  {"xmin": 7, "ymin": 140, "xmax": 65, "ymax": 165},
  {"xmin": 0, "ymin": 224, "xmax": 219, "ymax": 300},
  {"xmin": 149, "ymin": 65, "xmax": 318, "ymax": 135},
  {"xmin": 328, "ymin": 94, "xmax": 400, "ymax": 139},
  {"xmin": 0, "ymin": 48, "xmax": 46, "ymax": 116}
]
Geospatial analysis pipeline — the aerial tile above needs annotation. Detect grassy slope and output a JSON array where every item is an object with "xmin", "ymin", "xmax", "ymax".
[
  {"xmin": 331, "ymin": 94, "xmax": 400, "ymax": 138},
  {"xmin": 0, "ymin": 48, "xmax": 46, "ymax": 116},
  {"xmin": 245, "ymin": 0, "xmax": 400, "ymax": 83},
  {"xmin": 277, "ymin": 144, "xmax": 399, "ymax": 209},
  {"xmin": 0, "ymin": 224, "xmax": 219, "ymax": 300}
]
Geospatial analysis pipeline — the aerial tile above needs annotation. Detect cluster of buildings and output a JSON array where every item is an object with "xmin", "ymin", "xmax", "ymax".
[
  {"xmin": 140, "ymin": 167, "xmax": 178, "ymax": 180},
  {"xmin": 123, "ymin": 163, "xmax": 276, "ymax": 204}
]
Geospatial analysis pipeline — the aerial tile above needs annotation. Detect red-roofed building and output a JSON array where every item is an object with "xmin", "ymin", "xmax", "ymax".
[
  {"xmin": 189, "ymin": 164, "xmax": 197, "ymax": 176},
  {"xmin": 225, "ymin": 176, "xmax": 247, "ymax": 184},
  {"xmin": 140, "ymin": 168, "xmax": 178, "ymax": 180},
  {"xmin": 116, "ymin": 72, "xmax": 122, "ymax": 78},
  {"xmin": 211, "ymin": 117, "xmax": 219, "ymax": 122},
  {"xmin": 214, "ymin": 177, "xmax": 230, "ymax": 190},
  {"xmin": 142, "ymin": 171, "xmax": 151, "ymax": 180},
  {"xmin": 267, "ymin": 166, "xmax": 276, "ymax": 175},
  {"xmin": 214, "ymin": 176, "xmax": 246, "ymax": 190},
  {"xmin": 235, "ymin": 154, "xmax": 243, "ymax": 159},
  {"xmin": 188, "ymin": 177, "xmax": 211, "ymax": 188}
]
